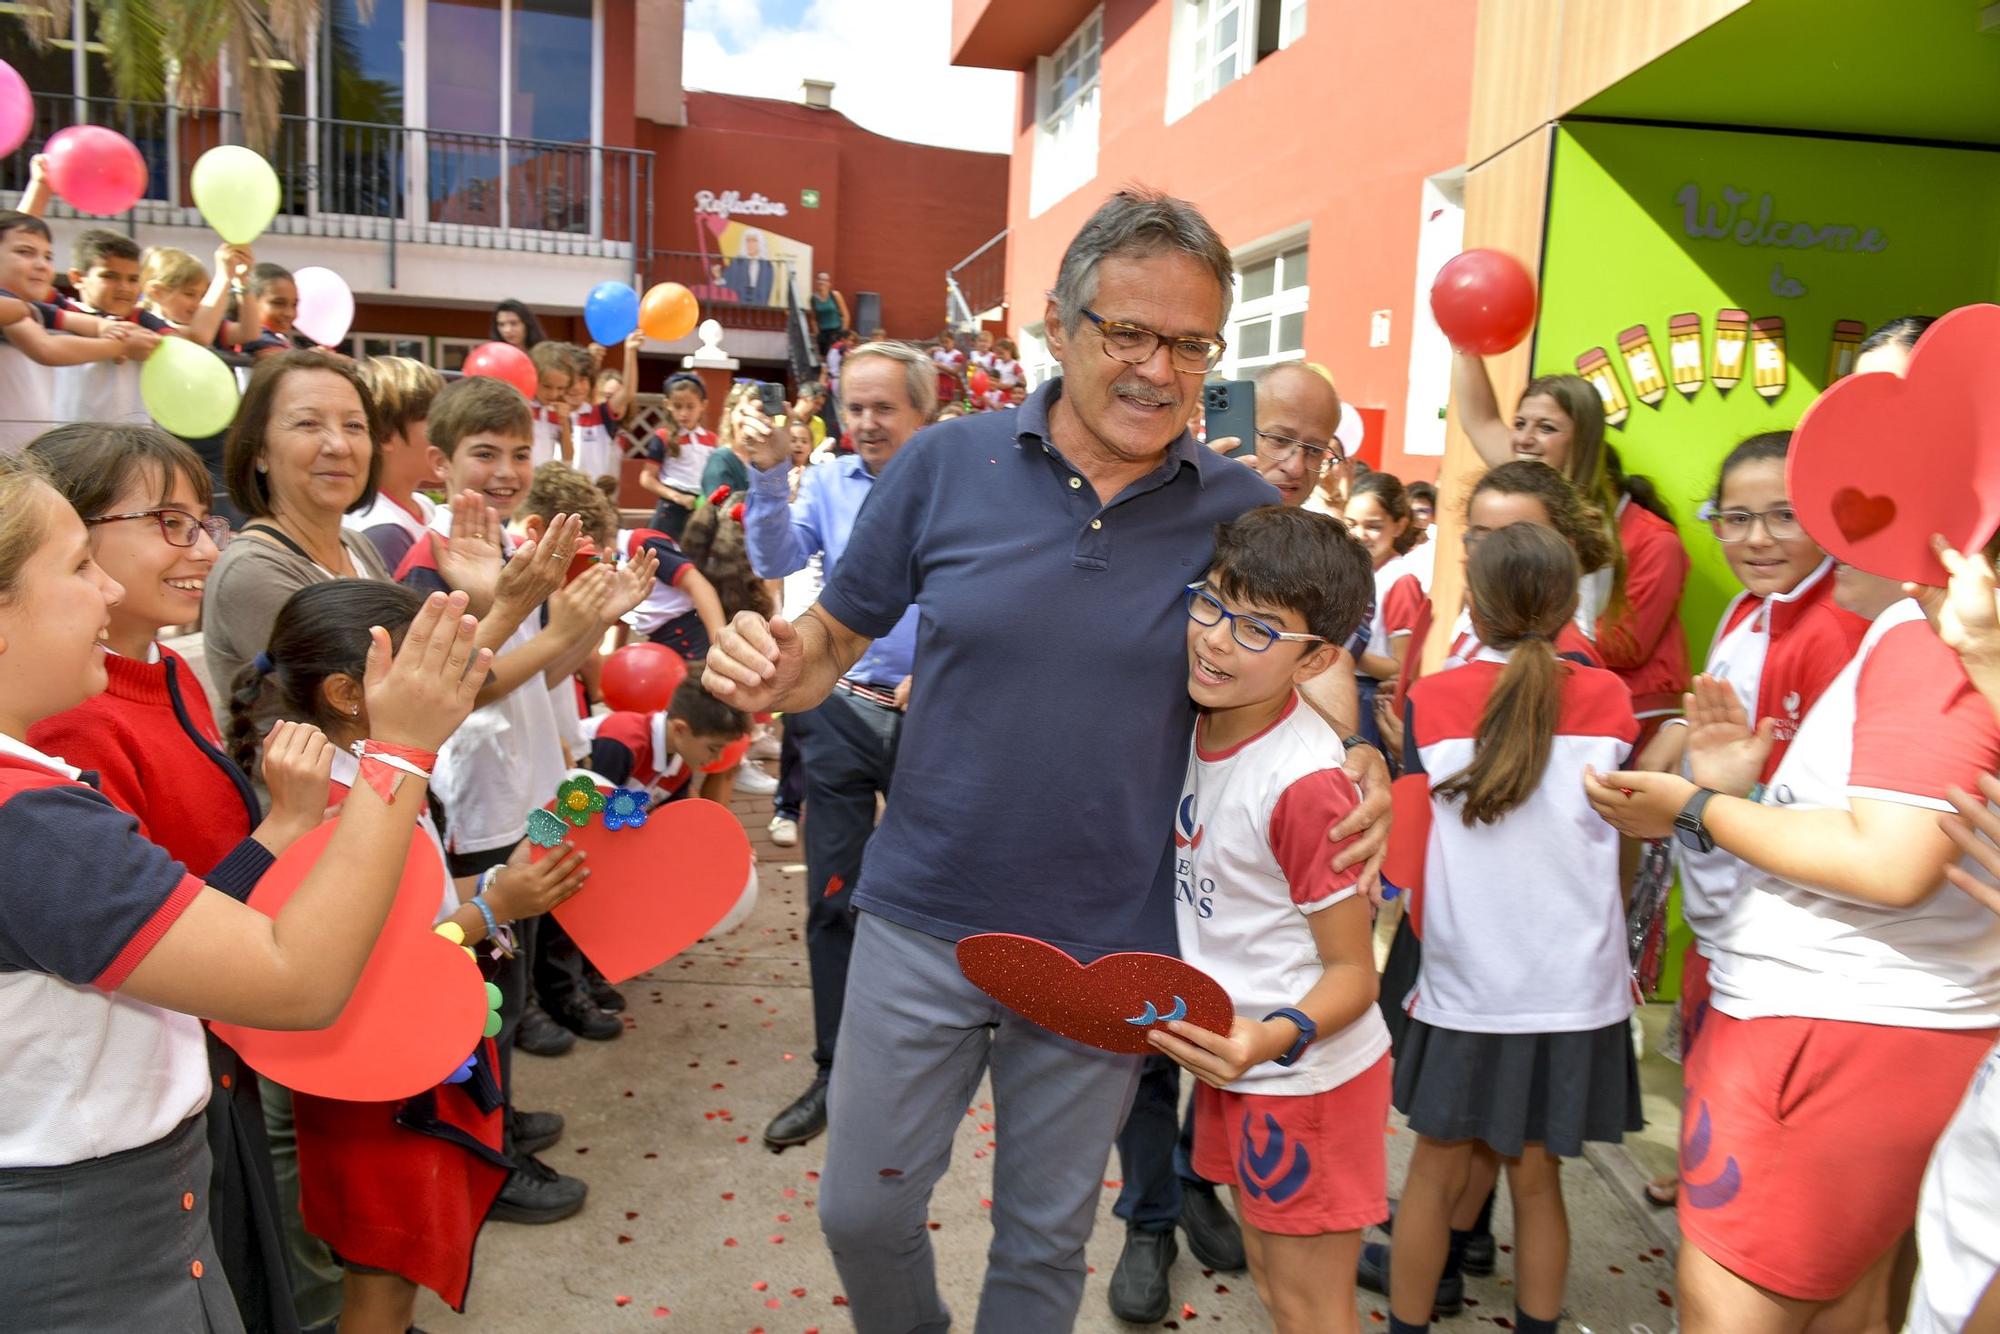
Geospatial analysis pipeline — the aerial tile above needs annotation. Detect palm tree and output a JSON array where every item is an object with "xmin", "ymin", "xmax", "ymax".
[{"xmin": 21, "ymin": 0, "xmax": 348, "ymax": 151}]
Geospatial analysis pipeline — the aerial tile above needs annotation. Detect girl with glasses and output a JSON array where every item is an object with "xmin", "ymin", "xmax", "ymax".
[
  {"xmin": 23, "ymin": 422, "xmax": 339, "ymax": 1334},
  {"xmin": 1626, "ymin": 429, "xmax": 1867, "ymax": 1209}
]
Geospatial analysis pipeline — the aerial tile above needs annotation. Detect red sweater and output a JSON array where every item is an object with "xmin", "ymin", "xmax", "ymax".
[
  {"xmin": 1595, "ymin": 501, "xmax": 1691, "ymax": 718},
  {"xmin": 28, "ymin": 644, "xmax": 270, "ymax": 889}
]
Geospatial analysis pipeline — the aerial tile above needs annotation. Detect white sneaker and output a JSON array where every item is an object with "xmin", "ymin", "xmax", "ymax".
[
  {"xmin": 768, "ymin": 815, "xmax": 799, "ymax": 847},
  {"xmin": 748, "ymin": 733, "xmax": 783, "ymax": 762},
  {"xmin": 734, "ymin": 760, "xmax": 780, "ymax": 795}
]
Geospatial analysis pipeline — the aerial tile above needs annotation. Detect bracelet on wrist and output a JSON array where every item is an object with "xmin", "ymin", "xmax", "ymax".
[
  {"xmin": 471, "ymin": 891, "xmax": 501, "ymax": 941},
  {"xmin": 351, "ymin": 738, "xmax": 437, "ymax": 801}
]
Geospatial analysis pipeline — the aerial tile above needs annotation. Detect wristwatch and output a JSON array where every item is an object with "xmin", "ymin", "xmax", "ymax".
[
  {"xmin": 1263, "ymin": 1007, "xmax": 1318, "ymax": 1067},
  {"xmin": 1675, "ymin": 788, "xmax": 1720, "ymax": 854}
]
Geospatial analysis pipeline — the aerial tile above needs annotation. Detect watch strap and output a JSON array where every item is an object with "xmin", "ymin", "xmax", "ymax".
[{"xmin": 1263, "ymin": 1007, "xmax": 1317, "ymax": 1067}]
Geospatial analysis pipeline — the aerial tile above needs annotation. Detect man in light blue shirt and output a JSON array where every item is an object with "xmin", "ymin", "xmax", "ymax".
[{"xmin": 738, "ymin": 342, "xmax": 931, "ymax": 1153}]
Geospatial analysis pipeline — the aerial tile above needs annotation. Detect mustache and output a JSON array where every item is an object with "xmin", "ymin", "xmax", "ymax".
[{"xmin": 1114, "ymin": 383, "xmax": 1175, "ymax": 407}]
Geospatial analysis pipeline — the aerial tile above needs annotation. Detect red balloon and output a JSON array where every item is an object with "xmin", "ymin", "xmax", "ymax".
[
  {"xmin": 600, "ymin": 642, "xmax": 687, "ymax": 713},
  {"xmin": 968, "ymin": 367, "xmax": 992, "ymax": 397},
  {"xmin": 460, "ymin": 340, "xmax": 538, "ymax": 399},
  {"xmin": 700, "ymin": 732, "xmax": 750, "ymax": 775},
  {"xmin": 1429, "ymin": 248, "xmax": 1538, "ymax": 355},
  {"xmin": 43, "ymin": 125, "xmax": 148, "ymax": 216}
]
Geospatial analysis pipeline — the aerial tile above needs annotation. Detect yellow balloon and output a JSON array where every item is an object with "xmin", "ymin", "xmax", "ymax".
[
  {"xmin": 141, "ymin": 337, "xmax": 241, "ymax": 437},
  {"xmin": 190, "ymin": 145, "xmax": 281, "ymax": 245}
]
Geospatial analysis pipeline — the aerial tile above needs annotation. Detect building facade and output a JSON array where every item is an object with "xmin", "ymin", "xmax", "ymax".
[{"xmin": 952, "ymin": 0, "xmax": 1479, "ymax": 477}]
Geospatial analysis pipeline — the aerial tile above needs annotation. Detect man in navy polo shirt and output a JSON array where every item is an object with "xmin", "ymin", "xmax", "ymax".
[{"xmin": 704, "ymin": 188, "xmax": 1392, "ymax": 1334}]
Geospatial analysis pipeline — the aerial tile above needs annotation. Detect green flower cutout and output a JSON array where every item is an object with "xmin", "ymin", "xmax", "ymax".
[{"xmin": 554, "ymin": 776, "xmax": 606, "ymax": 828}]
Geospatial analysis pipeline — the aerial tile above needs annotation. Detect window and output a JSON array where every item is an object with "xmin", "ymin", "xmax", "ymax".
[
  {"xmin": 1168, "ymin": 0, "xmax": 1307, "ymax": 122},
  {"xmin": 345, "ymin": 333, "xmax": 431, "ymax": 362},
  {"xmin": 1028, "ymin": 9, "xmax": 1101, "ymax": 218},
  {"xmin": 1224, "ymin": 240, "xmax": 1308, "ymax": 377},
  {"xmin": 1016, "ymin": 323, "xmax": 1061, "ymax": 390},
  {"xmin": 435, "ymin": 337, "xmax": 486, "ymax": 374}
]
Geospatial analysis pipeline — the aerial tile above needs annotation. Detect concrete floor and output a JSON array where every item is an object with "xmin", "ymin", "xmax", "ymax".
[{"xmin": 411, "ymin": 771, "xmax": 1689, "ymax": 1334}]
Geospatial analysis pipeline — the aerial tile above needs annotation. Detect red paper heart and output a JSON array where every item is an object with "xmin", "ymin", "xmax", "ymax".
[
  {"xmin": 536, "ymin": 794, "xmax": 753, "ymax": 983},
  {"xmin": 212, "ymin": 822, "xmax": 488, "ymax": 1102},
  {"xmin": 954, "ymin": 933, "xmax": 1234, "ymax": 1055},
  {"xmin": 1831, "ymin": 487, "xmax": 1897, "ymax": 543},
  {"xmin": 1789, "ymin": 304, "xmax": 2000, "ymax": 584}
]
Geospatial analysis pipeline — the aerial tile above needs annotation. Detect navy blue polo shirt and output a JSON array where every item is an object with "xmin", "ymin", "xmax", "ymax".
[{"xmin": 817, "ymin": 378, "xmax": 1278, "ymax": 960}]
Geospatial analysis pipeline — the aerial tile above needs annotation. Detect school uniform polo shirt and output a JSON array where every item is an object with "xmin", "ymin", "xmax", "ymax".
[
  {"xmin": 1706, "ymin": 598, "xmax": 2000, "ymax": 1029},
  {"xmin": 815, "ymin": 377, "xmax": 1278, "ymax": 959}
]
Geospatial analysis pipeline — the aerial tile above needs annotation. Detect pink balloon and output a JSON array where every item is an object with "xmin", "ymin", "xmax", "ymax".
[
  {"xmin": 461, "ymin": 341, "xmax": 538, "ymax": 399},
  {"xmin": 291, "ymin": 266, "xmax": 355, "ymax": 346},
  {"xmin": 0, "ymin": 62, "xmax": 32, "ymax": 157},
  {"xmin": 43, "ymin": 124, "xmax": 148, "ymax": 216}
]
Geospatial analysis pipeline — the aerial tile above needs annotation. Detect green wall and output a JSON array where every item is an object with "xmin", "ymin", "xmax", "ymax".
[
  {"xmin": 1537, "ymin": 121, "xmax": 2000, "ymax": 650},
  {"xmin": 1534, "ymin": 122, "xmax": 2000, "ymax": 994}
]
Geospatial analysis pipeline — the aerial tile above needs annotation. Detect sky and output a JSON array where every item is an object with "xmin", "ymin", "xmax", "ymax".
[{"xmin": 683, "ymin": 0, "xmax": 1018, "ymax": 154}]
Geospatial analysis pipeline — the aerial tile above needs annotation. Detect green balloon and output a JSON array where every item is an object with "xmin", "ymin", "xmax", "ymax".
[
  {"xmin": 141, "ymin": 337, "xmax": 240, "ymax": 437},
  {"xmin": 482, "ymin": 1010, "xmax": 502, "ymax": 1038},
  {"xmin": 484, "ymin": 982, "xmax": 502, "ymax": 1009},
  {"xmin": 190, "ymin": 144, "xmax": 280, "ymax": 245}
]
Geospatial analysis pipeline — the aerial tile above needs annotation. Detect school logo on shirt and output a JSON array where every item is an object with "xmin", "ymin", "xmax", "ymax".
[
  {"xmin": 1174, "ymin": 793, "xmax": 1203, "ymax": 850},
  {"xmin": 1237, "ymin": 1112, "xmax": 1311, "ymax": 1204}
]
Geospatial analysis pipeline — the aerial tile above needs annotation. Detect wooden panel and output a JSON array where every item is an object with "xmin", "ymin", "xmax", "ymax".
[
  {"xmin": 1420, "ymin": 125, "xmax": 1554, "ymax": 674},
  {"xmin": 1466, "ymin": 0, "xmax": 1563, "ymax": 168},
  {"xmin": 1553, "ymin": 0, "xmax": 1747, "ymax": 114}
]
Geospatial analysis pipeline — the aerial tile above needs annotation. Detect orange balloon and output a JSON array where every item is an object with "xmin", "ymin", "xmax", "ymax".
[{"xmin": 639, "ymin": 282, "xmax": 700, "ymax": 342}]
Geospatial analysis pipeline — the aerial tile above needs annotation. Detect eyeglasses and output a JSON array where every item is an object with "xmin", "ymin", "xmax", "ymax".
[
  {"xmin": 84, "ymin": 507, "xmax": 232, "ymax": 549},
  {"xmin": 1081, "ymin": 309, "xmax": 1226, "ymax": 374},
  {"xmin": 1254, "ymin": 429, "xmax": 1340, "ymax": 474},
  {"xmin": 1698, "ymin": 502, "xmax": 1804, "ymax": 543},
  {"xmin": 1184, "ymin": 583, "xmax": 1325, "ymax": 653}
]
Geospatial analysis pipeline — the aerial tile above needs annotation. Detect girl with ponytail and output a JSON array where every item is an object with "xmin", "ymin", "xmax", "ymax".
[{"xmin": 1372, "ymin": 523, "xmax": 1642, "ymax": 1334}]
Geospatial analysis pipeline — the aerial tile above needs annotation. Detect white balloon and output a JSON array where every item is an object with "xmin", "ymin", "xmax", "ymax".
[
  {"xmin": 291, "ymin": 265, "xmax": 356, "ymax": 347},
  {"xmin": 1335, "ymin": 401, "xmax": 1365, "ymax": 458},
  {"xmin": 706, "ymin": 863, "xmax": 760, "ymax": 938}
]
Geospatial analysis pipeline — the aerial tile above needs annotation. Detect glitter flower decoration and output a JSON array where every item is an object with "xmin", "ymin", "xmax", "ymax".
[
  {"xmin": 555, "ymin": 776, "xmax": 606, "ymax": 828},
  {"xmin": 603, "ymin": 788, "xmax": 649, "ymax": 832}
]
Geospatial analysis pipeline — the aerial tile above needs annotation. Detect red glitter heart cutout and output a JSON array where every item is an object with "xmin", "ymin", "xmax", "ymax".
[{"xmin": 955, "ymin": 933, "xmax": 1233, "ymax": 1054}]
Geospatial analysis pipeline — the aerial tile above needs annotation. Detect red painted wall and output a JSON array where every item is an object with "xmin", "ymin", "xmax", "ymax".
[
  {"xmin": 641, "ymin": 93, "xmax": 1009, "ymax": 340},
  {"xmin": 995, "ymin": 0, "xmax": 1476, "ymax": 480}
]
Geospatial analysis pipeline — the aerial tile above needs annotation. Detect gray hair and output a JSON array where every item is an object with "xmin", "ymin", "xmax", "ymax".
[
  {"xmin": 841, "ymin": 340, "xmax": 939, "ymax": 422},
  {"xmin": 1051, "ymin": 188, "xmax": 1234, "ymax": 335}
]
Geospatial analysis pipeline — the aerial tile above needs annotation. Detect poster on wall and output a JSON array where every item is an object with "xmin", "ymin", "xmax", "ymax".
[{"xmin": 690, "ymin": 190, "xmax": 814, "ymax": 310}]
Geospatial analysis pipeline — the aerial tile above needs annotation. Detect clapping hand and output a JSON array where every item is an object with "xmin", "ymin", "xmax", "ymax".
[
  {"xmin": 493, "ymin": 513, "xmax": 583, "ymax": 616},
  {"xmin": 258, "ymin": 721, "xmax": 338, "ymax": 845},
  {"xmin": 433, "ymin": 492, "xmax": 505, "ymax": 616},
  {"xmin": 362, "ymin": 591, "xmax": 494, "ymax": 753},
  {"xmin": 602, "ymin": 546, "xmax": 660, "ymax": 624},
  {"xmin": 1684, "ymin": 674, "xmax": 1774, "ymax": 797}
]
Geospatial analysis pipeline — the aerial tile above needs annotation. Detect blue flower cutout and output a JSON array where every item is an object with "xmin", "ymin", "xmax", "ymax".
[{"xmin": 603, "ymin": 788, "xmax": 649, "ymax": 831}]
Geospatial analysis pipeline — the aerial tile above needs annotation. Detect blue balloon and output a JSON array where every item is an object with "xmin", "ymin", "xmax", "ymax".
[{"xmin": 584, "ymin": 281, "xmax": 640, "ymax": 344}]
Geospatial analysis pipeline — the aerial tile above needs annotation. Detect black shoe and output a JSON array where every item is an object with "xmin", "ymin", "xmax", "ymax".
[
  {"xmin": 762, "ymin": 1076, "xmax": 829, "ymax": 1149},
  {"xmin": 587, "ymin": 977, "xmax": 626, "ymax": 1013},
  {"xmin": 515, "ymin": 1001, "xmax": 575, "ymax": 1056},
  {"xmin": 1108, "ymin": 1228, "xmax": 1177, "ymax": 1324},
  {"xmin": 1381, "ymin": 1199, "xmax": 1494, "ymax": 1275},
  {"xmin": 1178, "ymin": 1186, "xmax": 1247, "ymax": 1272},
  {"xmin": 548, "ymin": 990, "xmax": 623, "ymax": 1041},
  {"xmin": 513, "ymin": 1108, "xmax": 564, "ymax": 1156},
  {"xmin": 489, "ymin": 1152, "xmax": 587, "ymax": 1225},
  {"xmin": 1357, "ymin": 1240, "xmax": 1463, "ymax": 1319}
]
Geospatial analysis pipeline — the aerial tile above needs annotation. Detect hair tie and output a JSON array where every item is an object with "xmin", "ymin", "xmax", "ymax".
[{"xmin": 252, "ymin": 651, "xmax": 274, "ymax": 675}]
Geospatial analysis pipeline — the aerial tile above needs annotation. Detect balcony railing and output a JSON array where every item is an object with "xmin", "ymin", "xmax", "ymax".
[
  {"xmin": 643, "ymin": 249, "xmax": 799, "ymax": 333},
  {"xmin": 947, "ymin": 227, "xmax": 1008, "ymax": 329},
  {"xmin": 2, "ymin": 94, "xmax": 653, "ymax": 288}
]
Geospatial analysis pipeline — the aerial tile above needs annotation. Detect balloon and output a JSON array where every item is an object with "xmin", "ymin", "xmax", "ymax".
[
  {"xmin": 584, "ymin": 281, "xmax": 640, "ymax": 344},
  {"xmin": 700, "ymin": 732, "xmax": 750, "ymax": 775},
  {"xmin": 0, "ymin": 61, "xmax": 32, "ymax": 157},
  {"xmin": 460, "ymin": 341, "xmax": 537, "ymax": 399},
  {"xmin": 600, "ymin": 642, "xmax": 687, "ymax": 713},
  {"xmin": 43, "ymin": 125, "xmax": 148, "ymax": 216},
  {"xmin": 189, "ymin": 144, "xmax": 280, "ymax": 245},
  {"xmin": 639, "ymin": 282, "xmax": 700, "ymax": 342},
  {"xmin": 1429, "ymin": 248, "xmax": 1537, "ymax": 355},
  {"xmin": 142, "ymin": 337, "xmax": 241, "ymax": 437},
  {"xmin": 291, "ymin": 266, "xmax": 355, "ymax": 346},
  {"xmin": 968, "ymin": 367, "xmax": 991, "ymax": 397}
]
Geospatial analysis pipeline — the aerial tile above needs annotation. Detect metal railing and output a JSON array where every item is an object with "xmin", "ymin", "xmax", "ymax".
[
  {"xmin": 2, "ymin": 94, "xmax": 653, "ymax": 288},
  {"xmin": 642, "ymin": 249, "xmax": 798, "ymax": 332},
  {"xmin": 946, "ymin": 227, "xmax": 1008, "ymax": 330}
]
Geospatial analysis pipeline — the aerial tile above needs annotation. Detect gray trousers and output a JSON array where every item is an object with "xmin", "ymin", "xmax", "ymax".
[{"xmin": 819, "ymin": 912, "xmax": 1143, "ymax": 1334}]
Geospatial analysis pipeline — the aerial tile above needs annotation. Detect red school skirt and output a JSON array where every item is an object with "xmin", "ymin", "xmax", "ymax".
[{"xmin": 292, "ymin": 1039, "xmax": 509, "ymax": 1310}]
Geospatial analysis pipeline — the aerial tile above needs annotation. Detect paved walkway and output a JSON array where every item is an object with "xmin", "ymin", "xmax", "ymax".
[{"xmin": 410, "ymin": 764, "xmax": 1686, "ymax": 1333}]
